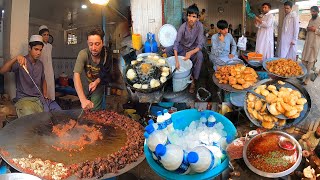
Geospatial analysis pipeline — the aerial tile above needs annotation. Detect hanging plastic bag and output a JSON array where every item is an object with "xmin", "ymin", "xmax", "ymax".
[{"xmin": 237, "ymin": 35, "xmax": 247, "ymax": 51}]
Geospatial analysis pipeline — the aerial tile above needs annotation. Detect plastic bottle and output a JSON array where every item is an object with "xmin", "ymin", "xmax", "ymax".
[
  {"xmin": 187, "ymin": 146, "xmax": 220, "ymax": 173},
  {"xmin": 207, "ymin": 112, "xmax": 216, "ymax": 128},
  {"xmin": 144, "ymin": 33, "xmax": 152, "ymax": 53},
  {"xmin": 132, "ymin": 34, "xmax": 142, "ymax": 50},
  {"xmin": 145, "ymin": 124, "xmax": 168, "ymax": 152},
  {"xmin": 207, "ymin": 142, "xmax": 225, "ymax": 161},
  {"xmin": 156, "ymin": 111, "xmax": 168, "ymax": 134},
  {"xmin": 151, "ymin": 33, "xmax": 158, "ymax": 53},
  {"xmin": 199, "ymin": 112, "xmax": 207, "ymax": 125},
  {"xmin": 144, "ymin": 132, "xmax": 160, "ymax": 163},
  {"xmin": 163, "ymin": 109, "xmax": 174, "ymax": 133},
  {"xmin": 148, "ymin": 119, "xmax": 158, "ymax": 131},
  {"xmin": 155, "ymin": 144, "xmax": 190, "ymax": 174}
]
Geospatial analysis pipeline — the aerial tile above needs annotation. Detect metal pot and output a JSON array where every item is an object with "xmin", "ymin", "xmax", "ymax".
[
  {"xmin": 59, "ymin": 72, "xmax": 69, "ymax": 86},
  {"xmin": 243, "ymin": 131, "xmax": 302, "ymax": 178}
]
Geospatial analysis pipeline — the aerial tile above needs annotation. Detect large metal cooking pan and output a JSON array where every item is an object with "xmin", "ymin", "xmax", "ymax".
[
  {"xmin": 262, "ymin": 58, "xmax": 307, "ymax": 79},
  {"xmin": 124, "ymin": 54, "xmax": 174, "ymax": 93},
  {"xmin": 243, "ymin": 131, "xmax": 302, "ymax": 178},
  {"xmin": 243, "ymin": 78, "xmax": 311, "ymax": 129},
  {"xmin": 0, "ymin": 110, "xmax": 144, "ymax": 179}
]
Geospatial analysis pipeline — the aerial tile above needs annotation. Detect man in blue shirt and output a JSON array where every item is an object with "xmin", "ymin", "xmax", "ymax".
[{"xmin": 209, "ymin": 20, "xmax": 241, "ymax": 69}]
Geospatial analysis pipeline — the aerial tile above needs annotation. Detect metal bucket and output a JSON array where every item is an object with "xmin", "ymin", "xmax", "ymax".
[
  {"xmin": 172, "ymin": 73, "xmax": 192, "ymax": 92},
  {"xmin": 167, "ymin": 56, "xmax": 193, "ymax": 79}
]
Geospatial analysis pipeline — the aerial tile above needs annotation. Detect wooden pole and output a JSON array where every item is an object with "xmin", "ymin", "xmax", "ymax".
[{"xmin": 242, "ymin": 0, "xmax": 246, "ymax": 36}]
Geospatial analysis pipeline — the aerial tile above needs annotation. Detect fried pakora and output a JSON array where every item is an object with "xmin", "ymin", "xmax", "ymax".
[
  {"xmin": 266, "ymin": 59, "xmax": 303, "ymax": 77},
  {"xmin": 214, "ymin": 64, "xmax": 258, "ymax": 89}
]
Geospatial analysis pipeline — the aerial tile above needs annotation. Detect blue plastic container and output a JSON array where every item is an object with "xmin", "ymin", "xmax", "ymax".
[
  {"xmin": 144, "ymin": 39, "xmax": 152, "ymax": 53},
  {"xmin": 144, "ymin": 33, "xmax": 158, "ymax": 53},
  {"xmin": 151, "ymin": 34, "xmax": 158, "ymax": 53},
  {"xmin": 144, "ymin": 109, "xmax": 237, "ymax": 180}
]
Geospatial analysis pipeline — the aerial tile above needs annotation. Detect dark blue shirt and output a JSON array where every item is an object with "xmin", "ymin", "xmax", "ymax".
[{"xmin": 11, "ymin": 55, "xmax": 45, "ymax": 100}]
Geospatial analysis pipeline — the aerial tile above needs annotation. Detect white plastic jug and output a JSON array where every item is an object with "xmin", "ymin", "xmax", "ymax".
[
  {"xmin": 207, "ymin": 112, "xmax": 217, "ymax": 128},
  {"xmin": 163, "ymin": 109, "xmax": 174, "ymax": 133},
  {"xmin": 155, "ymin": 144, "xmax": 190, "ymax": 174},
  {"xmin": 199, "ymin": 112, "xmax": 207, "ymax": 125},
  {"xmin": 148, "ymin": 119, "xmax": 158, "ymax": 131},
  {"xmin": 187, "ymin": 146, "xmax": 220, "ymax": 173},
  {"xmin": 145, "ymin": 125, "xmax": 168, "ymax": 152}
]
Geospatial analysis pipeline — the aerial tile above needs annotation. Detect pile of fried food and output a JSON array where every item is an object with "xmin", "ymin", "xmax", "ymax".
[
  {"xmin": 214, "ymin": 64, "xmax": 258, "ymax": 90},
  {"xmin": 266, "ymin": 58, "xmax": 303, "ymax": 77},
  {"xmin": 246, "ymin": 81, "xmax": 307, "ymax": 129},
  {"xmin": 12, "ymin": 154, "xmax": 69, "ymax": 180}
]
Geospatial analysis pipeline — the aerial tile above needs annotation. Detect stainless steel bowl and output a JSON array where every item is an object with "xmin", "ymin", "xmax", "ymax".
[{"xmin": 243, "ymin": 131, "xmax": 302, "ymax": 178}]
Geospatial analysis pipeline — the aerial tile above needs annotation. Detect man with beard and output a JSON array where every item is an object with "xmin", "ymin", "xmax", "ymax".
[
  {"xmin": 73, "ymin": 28, "xmax": 112, "ymax": 110},
  {"xmin": 299, "ymin": 124, "xmax": 320, "ymax": 152},
  {"xmin": 278, "ymin": 1, "xmax": 299, "ymax": 60},
  {"xmin": 254, "ymin": 3, "xmax": 274, "ymax": 60},
  {"xmin": 301, "ymin": 6, "xmax": 320, "ymax": 85},
  {"xmin": 165, "ymin": 4, "xmax": 205, "ymax": 93}
]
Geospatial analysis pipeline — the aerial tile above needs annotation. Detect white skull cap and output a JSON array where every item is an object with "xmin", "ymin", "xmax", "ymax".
[
  {"xmin": 29, "ymin": 35, "xmax": 43, "ymax": 43},
  {"xmin": 39, "ymin": 25, "xmax": 48, "ymax": 31}
]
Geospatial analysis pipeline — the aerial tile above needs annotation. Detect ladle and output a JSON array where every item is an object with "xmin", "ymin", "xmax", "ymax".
[
  {"xmin": 246, "ymin": 89, "xmax": 288, "ymax": 120},
  {"xmin": 22, "ymin": 65, "xmax": 58, "ymax": 123}
]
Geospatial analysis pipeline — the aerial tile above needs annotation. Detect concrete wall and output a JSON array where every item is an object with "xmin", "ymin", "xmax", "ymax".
[{"xmin": 184, "ymin": 0, "xmax": 243, "ymax": 31}]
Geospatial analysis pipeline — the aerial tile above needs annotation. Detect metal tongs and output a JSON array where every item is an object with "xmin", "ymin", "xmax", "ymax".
[{"xmin": 22, "ymin": 65, "xmax": 57, "ymax": 124}]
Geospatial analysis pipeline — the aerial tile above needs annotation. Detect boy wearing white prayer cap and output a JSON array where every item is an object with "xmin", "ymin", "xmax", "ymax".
[
  {"xmin": 39, "ymin": 25, "xmax": 55, "ymax": 100},
  {"xmin": 0, "ymin": 35, "xmax": 61, "ymax": 117}
]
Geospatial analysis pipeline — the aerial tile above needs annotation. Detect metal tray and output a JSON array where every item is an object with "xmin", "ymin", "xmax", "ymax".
[
  {"xmin": 243, "ymin": 78, "xmax": 311, "ymax": 129},
  {"xmin": 212, "ymin": 74, "xmax": 259, "ymax": 93},
  {"xmin": 243, "ymin": 131, "xmax": 302, "ymax": 178},
  {"xmin": 262, "ymin": 58, "xmax": 307, "ymax": 78},
  {"xmin": 230, "ymin": 92, "xmax": 246, "ymax": 107}
]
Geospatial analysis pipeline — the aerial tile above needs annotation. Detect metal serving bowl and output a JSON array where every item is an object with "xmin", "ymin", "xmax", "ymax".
[
  {"xmin": 262, "ymin": 58, "xmax": 307, "ymax": 79},
  {"xmin": 243, "ymin": 78, "xmax": 311, "ymax": 129},
  {"xmin": 243, "ymin": 131, "xmax": 302, "ymax": 178}
]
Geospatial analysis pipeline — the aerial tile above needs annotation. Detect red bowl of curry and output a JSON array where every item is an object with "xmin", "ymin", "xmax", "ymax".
[{"xmin": 243, "ymin": 131, "xmax": 302, "ymax": 178}]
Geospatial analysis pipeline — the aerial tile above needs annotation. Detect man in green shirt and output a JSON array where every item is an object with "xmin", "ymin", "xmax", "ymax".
[{"xmin": 73, "ymin": 28, "xmax": 107, "ymax": 111}]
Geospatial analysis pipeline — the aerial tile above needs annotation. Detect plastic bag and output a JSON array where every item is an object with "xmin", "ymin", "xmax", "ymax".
[
  {"xmin": 246, "ymin": 1, "xmax": 256, "ymax": 19},
  {"xmin": 237, "ymin": 35, "xmax": 247, "ymax": 51},
  {"xmin": 226, "ymin": 137, "xmax": 246, "ymax": 160}
]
